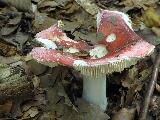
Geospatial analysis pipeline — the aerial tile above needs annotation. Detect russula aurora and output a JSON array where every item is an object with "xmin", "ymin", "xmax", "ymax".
[{"xmin": 29, "ymin": 10, "xmax": 155, "ymax": 111}]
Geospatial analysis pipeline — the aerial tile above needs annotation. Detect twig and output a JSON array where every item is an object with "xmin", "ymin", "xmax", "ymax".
[{"xmin": 139, "ymin": 52, "xmax": 160, "ymax": 120}]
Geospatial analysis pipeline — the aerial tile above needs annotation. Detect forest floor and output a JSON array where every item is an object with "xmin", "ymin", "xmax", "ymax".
[{"xmin": 0, "ymin": 0, "xmax": 160, "ymax": 119}]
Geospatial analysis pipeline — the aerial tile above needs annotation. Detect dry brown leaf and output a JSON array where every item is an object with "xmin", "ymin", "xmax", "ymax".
[
  {"xmin": 0, "ymin": 9, "xmax": 32, "ymax": 52},
  {"xmin": 63, "ymin": 2, "xmax": 80, "ymax": 14},
  {"xmin": 131, "ymin": 16, "xmax": 146, "ymax": 31},
  {"xmin": 75, "ymin": 0, "xmax": 100, "ymax": 16},
  {"xmin": 54, "ymin": 0, "xmax": 72, "ymax": 7},
  {"xmin": 1, "ymin": 0, "xmax": 32, "ymax": 12},
  {"xmin": 121, "ymin": 66, "xmax": 138, "ymax": 89},
  {"xmin": 137, "ymin": 28, "xmax": 160, "ymax": 45},
  {"xmin": 122, "ymin": 65, "xmax": 151, "ymax": 92},
  {"xmin": 38, "ymin": 112, "xmax": 58, "ymax": 120},
  {"xmin": 8, "ymin": 15, "xmax": 22, "ymax": 25},
  {"xmin": 0, "ymin": 41, "xmax": 17, "ymax": 56},
  {"xmin": 1, "ymin": 25, "xmax": 18, "ymax": 36},
  {"xmin": 33, "ymin": 12, "xmax": 57, "ymax": 32},
  {"xmin": 143, "ymin": 7, "xmax": 160, "ymax": 27},
  {"xmin": 1, "ymin": 31, "xmax": 30, "ymax": 50},
  {"xmin": 0, "ymin": 100, "xmax": 12, "ymax": 113},
  {"xmin": 76, "ymin": 99, "xmax": 110, "ymax": 120},
  {"xmin": 48, "ymin": 98, "xmax": 110, "ymax": 120},
  {"xmin": 21, "ymin": 94, "xmax": 47, "ymax": 113},
  {"xmin": 61, "ymin": 20, "xmax": 80, "ymax": 32},
  {"xmin": 27, "ymin": 60, "xmax": 48, "ymax": 75},
  {"xmin": 150, "ymin": 96, "xmax": 160, "ymax": 117},
  {"xmin": 58, "ymin": 83, "xmax": 73, "ymax": 107},
  {"xmin": 38, "ymin": 0, "xmax": 58, "ymax": 9},
  {"xmin": 152, "ymin": 27, "xmax": 160, "ymax": 37},
  {"xmin": 119, "ymin": 0, "xmax": 158, "ymax": 11},
  {"xmin": 0, "ymin": 56, "xmax": 21, "ymax": 64},
  {"xmin": 112, "ymin": 108, "xmax": 136, "ymax": 120},
  {"xmin": 21, "ymin": 107, "xmax": 39, "ymax": 119}
]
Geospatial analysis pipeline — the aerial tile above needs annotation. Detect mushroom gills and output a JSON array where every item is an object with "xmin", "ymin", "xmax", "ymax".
[{"xmin": 83, "ymin": 74, "xmax": 107, "ymax": 110}]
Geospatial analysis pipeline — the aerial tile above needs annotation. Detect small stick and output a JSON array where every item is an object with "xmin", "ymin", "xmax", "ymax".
[{"xmin": 139, "ymin": 52, "xmax": 160, "ymax": 120}]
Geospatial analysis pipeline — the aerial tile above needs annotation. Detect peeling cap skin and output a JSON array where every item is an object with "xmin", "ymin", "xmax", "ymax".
[
  {"xmin": 35, "ymin": 23, "xmax": 91, "ymax": 51},
  {"xmin": 30, "ymin": 10, "xmax": 155, "ymax": 76}
]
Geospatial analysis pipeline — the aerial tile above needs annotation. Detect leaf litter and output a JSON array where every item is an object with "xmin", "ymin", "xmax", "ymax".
[{"xmin": 0, "ymin": 0, "xmax": 160, "ymax": 119}]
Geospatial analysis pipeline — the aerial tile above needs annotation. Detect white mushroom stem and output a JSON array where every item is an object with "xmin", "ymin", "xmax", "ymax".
[{"xmin": 83, "ymin": 74, "xmax": 107, "ymax": 110}]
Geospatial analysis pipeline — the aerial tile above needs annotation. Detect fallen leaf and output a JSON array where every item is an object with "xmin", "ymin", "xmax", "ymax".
[
  {"xmin": 131, "ymin": 16, "xmax": 146, "ymax": 31},
  {"xmin": 21, "ymin": 107, "xmax": 39, "ymax": 119},
  {"xmin": 112, "ymin": 108, "xmax": 136, "ymax": 120},
  {"xmin": 33, "ymin": 12, "xmax": 57, "ymax": 32},
  {"xmin": 21, "ymin": 93, "xmax": 47, "ymax": 112},
  {"xmin": 0, "ymin": 55, "xmax": 21, "ymax": 64},
  {"xmin": 54, "ymin": 0, "xmax": 72, "ymax": 7},
  {"xmin": 27, "ymin": 60, "xmax": 48, "ymax": 75},
  {"xmin": 0, "ymin": 100, "xmax": 12, "ymax": 113},
  {"xmin": 8, "ymin": 15, "xmax": 22, "ymax": 25},
  {"xmin": 62, "ymin": 2, "xmax": 80, "ymax": 14},
  {"xmin": 38, "ymin": 0, "xmax": 58, "ymax": 10},
  {"xmin": 0, "ymin": 41, "xmax": 17, "ymax": 57},
  {"xmin": 60, "ymin": 98, "xmax": 110, "ymax": 120},
  {"xmin": 75, "ymin": 0, "xmax": 100, "ymax": 16},
  {"xmin": 2, "ymin": 0, "xmax": 32, "ymax": 12},
  {"xmin": 15, "ymin": 32, "xmax": 30, "ymax": 48},
  {"xmin": 122, "ymin": 65, "xmax": 152, "ymax": 92},
  {"xmin": 143, "ymin": 7, "xmax": 160, "ymax": 27},
  {"xmin": 150, "ymin": 96, "xmax": 160, "ymax": 117},
  {"xmin": 0, "ymin": 62, "xmax": 34, "ymax": 102},
  {"xmin": 119, "ymin": 0, "xmax": 158, "ymax": 11},
  {"xmin": 58, "ymin": 82, "xmax": 73, "ymax": 107},
  {"xmin": 152, "ymin": 27, "xmax": 160, "ymax": 37},
  {"xmin": 61, "ymin": 20, "xmax": 80, "ymax": 32},
  {"xmin": 1, "ymin": 25, "xmax": 18, "ymax": 36},
  {"xmin": 137, "ymin": 28, "xmax": 160, "ymax": 45},
  {"xmin": 73, "ymin": 31, "xmax": 104, "ymax": 44},
  {"xmin": 121, "ymin": 66, "xmax": 138, "ymax": 89}
]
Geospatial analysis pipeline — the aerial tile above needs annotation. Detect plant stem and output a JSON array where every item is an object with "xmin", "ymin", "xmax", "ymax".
[{"xmin": 139, "ymin": 53, "xmax": 160, "ymax": 120}]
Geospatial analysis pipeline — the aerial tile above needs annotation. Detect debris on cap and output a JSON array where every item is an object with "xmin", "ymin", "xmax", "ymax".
[{"xmin": 35, "ymin": 23, "xmax": 91, "ymax": 51}]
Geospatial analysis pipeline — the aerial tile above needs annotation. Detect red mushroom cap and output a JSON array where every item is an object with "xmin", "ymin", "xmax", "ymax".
[
  {"xmin": 30, "ymin": 10, "xmax": 155, "ymax": 76},
  {"xmin": 35, "ymin": 23, "xmax": 91, "ymax": 51}
]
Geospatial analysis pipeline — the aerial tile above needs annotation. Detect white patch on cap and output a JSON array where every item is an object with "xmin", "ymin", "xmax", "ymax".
[
  {"xmin": 36, "ymin": 38, "xmax": 57, "ymax": 49},
  {"xmin": 89, "ymin": 45, "xmax": 108, "ymax": 59},
  {"xmin": 64, "ymin": 47, "xmax": 79, "ymax": 53},
  {"xmin": 73, "ymin": 60, "xmax": 88, "ymax": 66},
  {"xmin": 106, "ymin": 33, "xmax": 116, "ymax": 42}
]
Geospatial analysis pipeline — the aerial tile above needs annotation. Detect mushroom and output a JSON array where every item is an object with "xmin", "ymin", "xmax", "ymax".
[{"xmin": 29, "ymin": 10, "xmax": 155, "ymax": 111}]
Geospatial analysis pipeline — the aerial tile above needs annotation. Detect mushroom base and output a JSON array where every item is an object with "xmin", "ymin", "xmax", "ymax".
[{"xmin": 83, "ymin": 75, "xmax": 107, "ymax": 111}]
